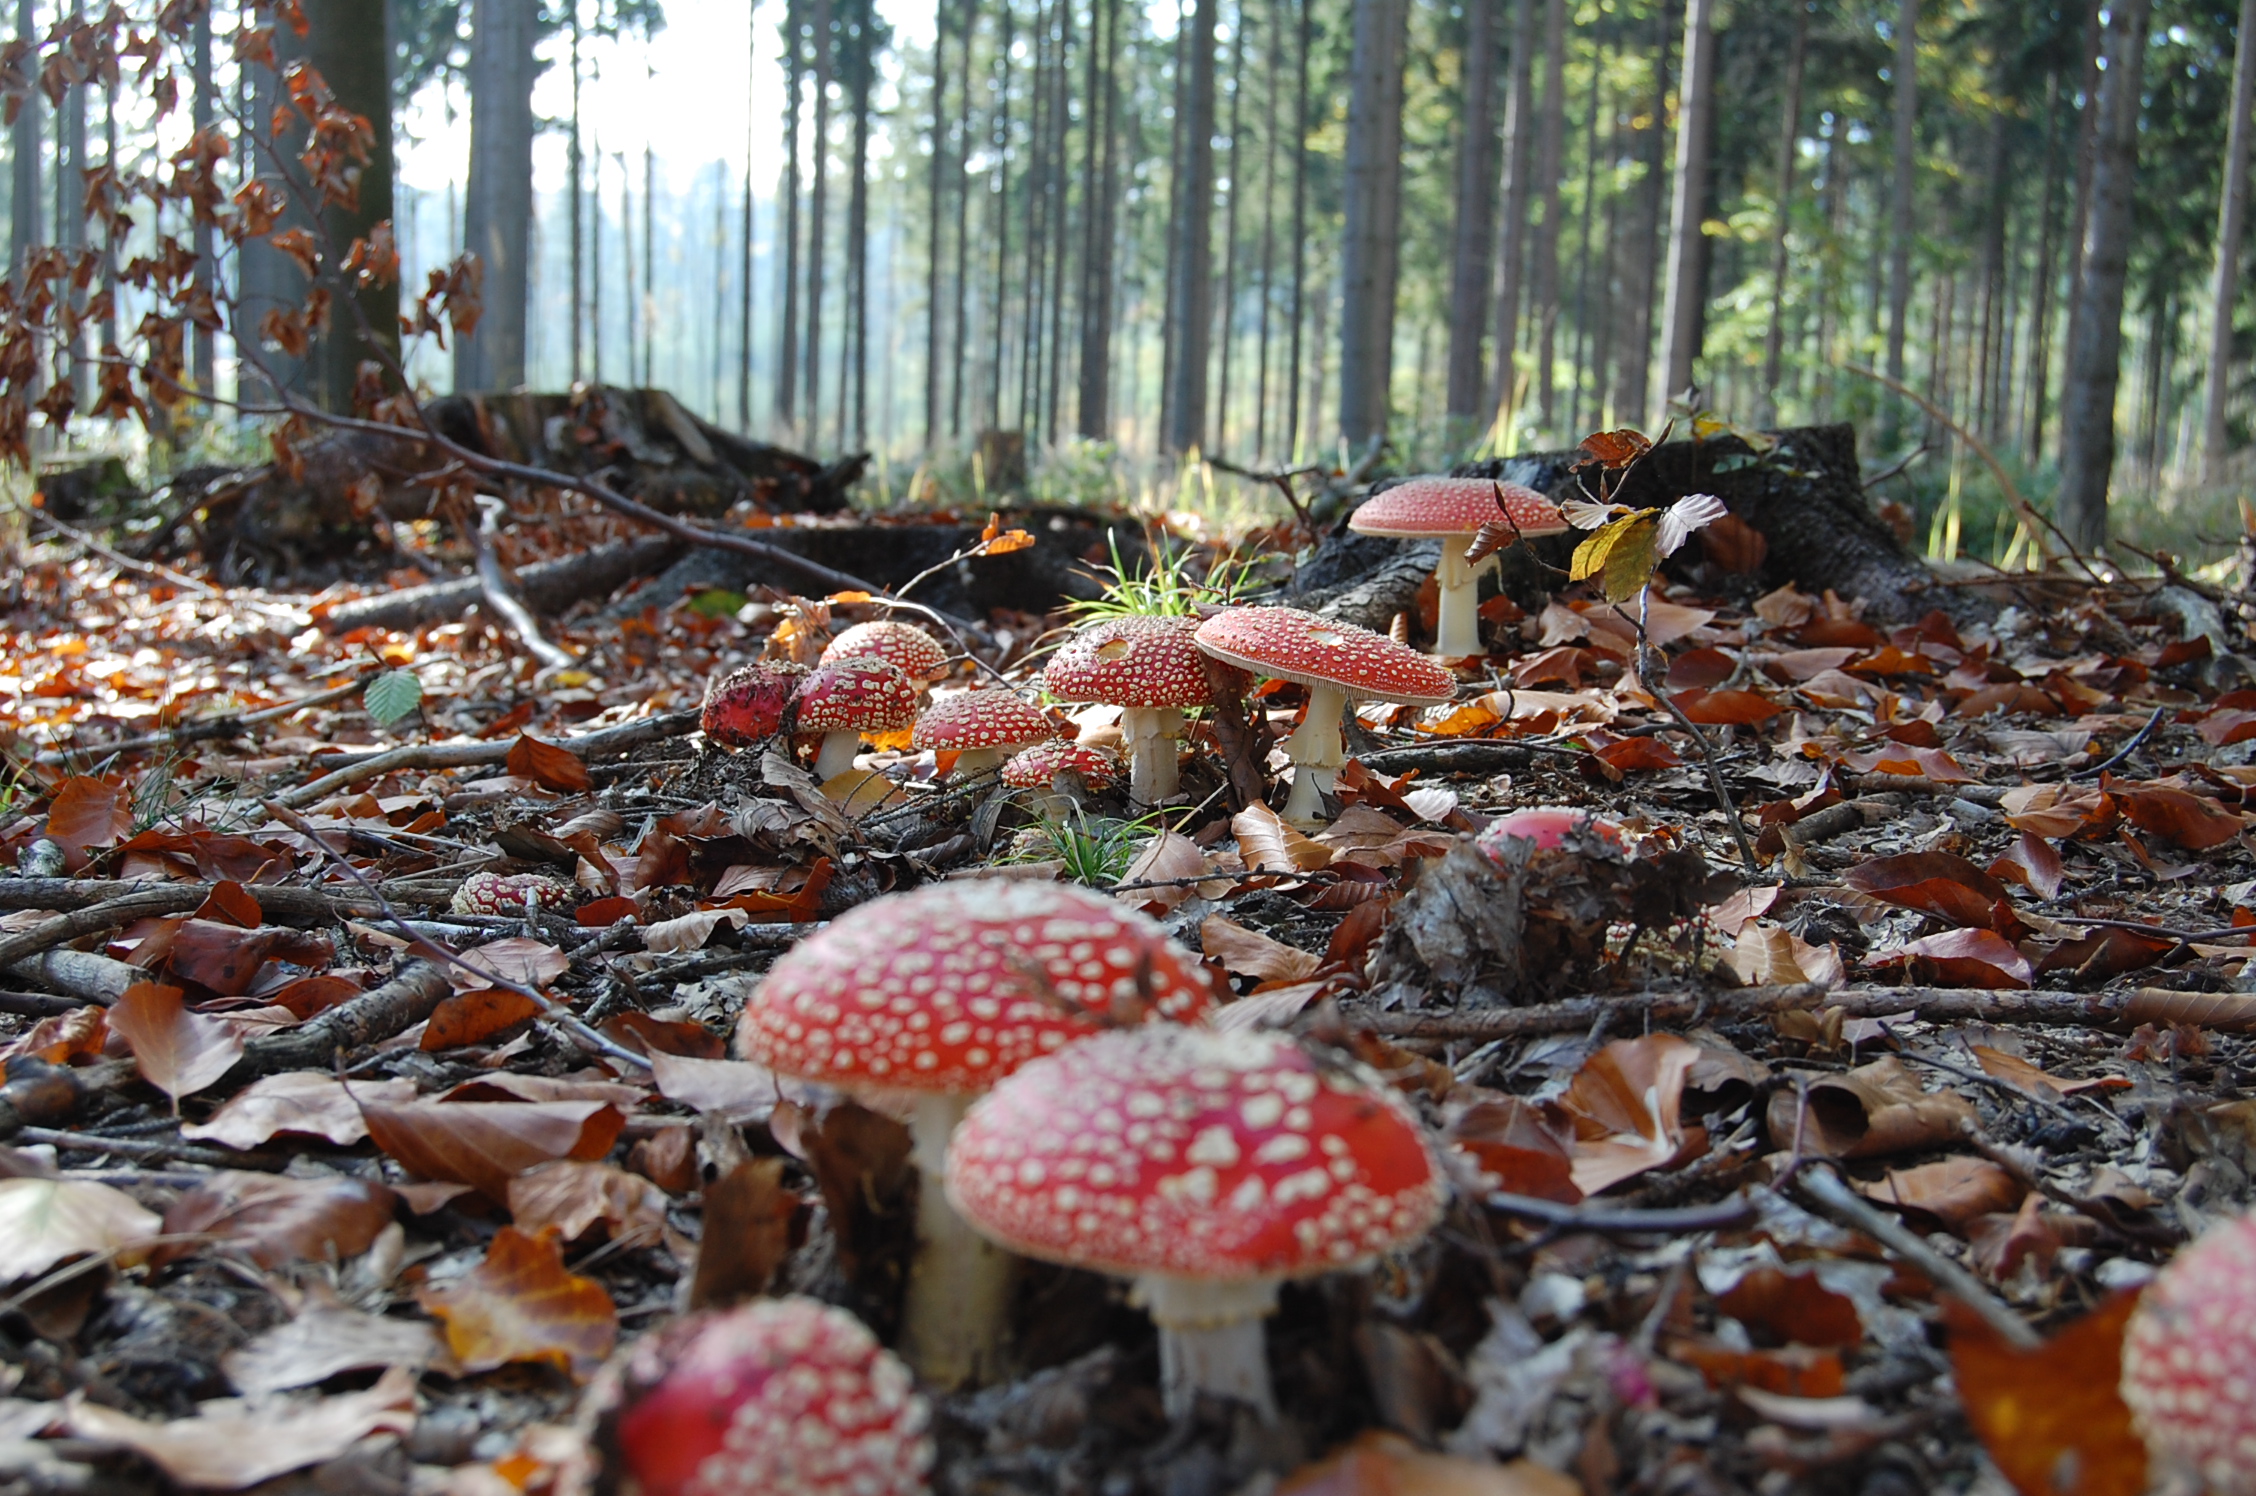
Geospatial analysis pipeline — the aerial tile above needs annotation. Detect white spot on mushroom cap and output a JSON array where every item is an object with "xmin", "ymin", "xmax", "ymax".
[
  {"xmin": 1044, "ymin": 614, "xmax": 1214, "ymax": 709},
  {"xmin": 910, "ymin": 688, "xmax": 1060, "ymax": 751},
  {"xmin": 1192, "ymin": 606, "xmax": 1457, "ymax": 706},
  {"xmin": 943, "ymin": 1025, "xmax": 1445, "ymax": 1281},
  {"xmin": 1346, "ymin": 476, "xmax": 1568, "ymax": 538},
  {"xmin": 2122, "ymin": 1211, "xmax": 2256, "ymax": 1491}
]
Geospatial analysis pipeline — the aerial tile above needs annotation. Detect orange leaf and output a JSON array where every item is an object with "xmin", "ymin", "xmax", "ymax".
[
  {"xmin": 1558, "ymin": 1035, "xmax": 1706, "ymax": 1195},
  {"xmin": 1232, "ymin": 803, "xmax": 1332, "ymax": 873},
  {"xmin": 1199, "ymin": 916, "xmax": 1322, "ymax": 984},
  {"xmin": 978, "ymin": 528, "xmax": 1037, "ymax": 555},
  {"xmin": 421, "ymin": 989, "xmax": 541, "ymax": 1050},
  {"xmin": 1716, "ymin": 1266, "xmax": 1863, "ymax": 1348},
  {"xmin": 192, "ymin": 881, "xmax": 264, "ymax": 929},
  {"xmin": 44, "ymin": 777, "xmax": 133, "ymax": 870},
  {"xmin": 360, "ymin": 1097, "xmax": 625, "ymax": 1203},
  {"xmin": 0, "ymin": 1004, "xmax": 109, "ymax": 1064},
  {"xmin": 1870, "ymin": 929, "xmax": 2033, "ymax": 989},
  {"xmin": 575, "ymin": 895, "xmax": 642, "ymax": 928},
  {"xmin": 1671, "ymin": 1341, "xmax": 1846, "ymax": 1399},
  {"xmin": 1988, "ymin": 832, "xmax": 2065, "ymax": 901},
  {"xmin": 1279, "ymin": 1430, "xmax": 1580, "ymax": 1496},
  {"xmin": 506, "ymin": 734, "xmax": 593, "ymax": 793},
  {"xmin": 1861, "ymin": 1157, "xmax": 2024, "ymax": 1232},
  {"xmin": 1447, "ymin": 1095, "xmax": 1580, "ymax": 1204},
  {"xmin": 108, "ymin": 983, "xmax": 245, "ymax": 1103},
  {"xmin": 1841, "ymin": 744, "xmax": 1975, "ymax": 783},
  {"xmin": 1590, "ymin": 736, "xmax": 1683, "ymax": 772},
  {"xmin": 165, "ymin": 920, "xmax": 333, "ymax": 997},
  {"xmin": 1670, "ymin": 688, "xmax": 1781, "ymax": 726},
  {"xmin": 417, "ymin": 1225, "xmax": 618, "ymax": 1379},
  {"xmin": 1577, "ymin": 428, "xmax": 1652, "ymax": 468},
  {"xmin": 507, "ymin": 1160, "xmax": 670, "ymax": 1246},
  {"xmin": 1950, "ymin": 1293, "xmax": 2146, "ymax": 1496},
  {"xmin": 2110, "ymin": 783, "xmax": 2245, "ymax": 851}
]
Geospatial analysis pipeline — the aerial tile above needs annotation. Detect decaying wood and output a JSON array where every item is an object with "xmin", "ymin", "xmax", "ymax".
[
  {"xmin": 0, "ymin": 1058, "xmax": 138, "ymax": 1140},
  {"xmin": 241, "ymin": 960, "xmax": 454, "ymax": 1074},
  {"xmin": 1197, "ymin": 655, "xmax": 1272, "ymax": 813},
  {"xmin": 0, "ymin": 879, "xmax": 377, "ymax": 922},
  {"xmin": 276, "ymin": 708, "xmax": 700, "ymax": 808},
  {"xmin": 470, "ymin": 498, "xmax": 577, "ymax": 670},
  {"xmin": 318, "ymin": 535, "xmax": 684, "ymax": 633},
  {"xmin": 1291, "ymin": 538, "xmax": 1441, "ymax": 633},
  {"xmin": 6, "ymin": 950, "xmax": 140, "ymax": 1005}
]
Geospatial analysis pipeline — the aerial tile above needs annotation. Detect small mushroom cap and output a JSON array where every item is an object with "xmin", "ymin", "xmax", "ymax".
[
  {"xmin": 2122, "ymin": 1211, "xmax": 2256, "ymax": 1494},
  {"xmin": 1347, "ymin": 477, "xmax": 1568, "ymax": 539},
  {"xmin": 910, "ymin": 689, "xmax": 1061, "ymax": 754},
  {"xmin": 611, "ymin": 1296, "xmax": 932, "ymax": 1496},
  {"xmin": 793, "ymin": 655, "xmax": 918, "ymax": 736},
  {"xmin": 945, "ymin": 1025, "xmax": 1445, "ymax": 1282},
  {"xmin": 1044, "ymin": 615, "xmax": 1214, "ymax": 710},
  {"xmin": 738, "ymin": 881, "xmax": 1214, "ymax": 1095},
  {"xmin": 703, "ymin": 661, "xmax": 807, "ymax": 748},
  {"xmin": 1474, "ymin": 807, "xmax": 1630, "ymax": 857},
  {"xmin": 1193, "ymin": 606, "xmax": 1456, "ymax": 706},
  {"xmin": 825, "ymin": 621, "xmax": 949, "ymax": 682},
  {"xmin": 1001, "ymin": 739, "xmax": 1121, "ymax": 789},
  {"xmin": 450, "ymin": 871, "xmax": 578, "ymax": 917}
]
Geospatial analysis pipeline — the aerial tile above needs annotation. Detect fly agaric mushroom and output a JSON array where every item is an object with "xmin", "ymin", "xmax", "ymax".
[
  {"xmin": 1193, "ymin": 606, "xmax": 1456, "ymax": 828},
  {"xmin": 793, "ymin": 655, "xmax": 919, "ymax": 780},
  {"xmin": 1347, "ymin": 478, "xmax": 1568, "ymax": 660},
  {"xmin": 1474, "ymin": 806, "xmax": 1631, "ymax": 860},
  {"xmin": 1042, "ymin": 615, "xmax": 1212, "ymax": 804},
  {"xmin": 609, "ymin": 1296, "xmax": 932, "ymax": 1496},
  {"xmin": 910, "ymin": 688, "xmax": 1058, "ymax": 777},
  {"xmin": 2121, "ymin": 1210, "xmax": 2256, "ymax": 1493},
  {"xmin": 945, "ymin": 1024, "xmax": 1445, "ymax": 1421},
  {"xmin": 450, "ymin": 870, "xmax": 577, "ymax": 918},
  {"xmin": 1001, "ymin": 739, "xmax": 1121, "ymax": 818},
  {"xmin": 737, "ymin": 880, "xmax": 1214, "ymax": 1390},
  {"xmin": 824, "ymin": 620, "xmax": 949, "ymax": 688},
  {"xmin": 702, "ymin": 661, "xmax": 806, "ymax": 749}
]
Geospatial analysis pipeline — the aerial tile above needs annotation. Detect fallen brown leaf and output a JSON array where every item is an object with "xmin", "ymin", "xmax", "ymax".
[
  {"xmin": 156, "ymin": 1172, "xmax": 399, "ymax": 1269},
  {"xmin": 1200, "ymin": 914, "xmax": 1322, "ymax": 984},
  {"xmin": 1950, "ymin": 1292, "xmax": 2145, "ymax": 1496},
  {"xmin": 360, "ymin": 1096, "xmax": 625, "ymax": 1203},
  {"xmin": 64, "ymin": 1366, "xmax": 419, "ymax": 1490},
  {"xmin": 223, "ymin": 1301, "xmax": 447, "ymax": 1394},
  {"xmin": 182, "ymin": 1072, "xmax": 417, "ymax": 1150},
  {"xmin": 1278, "ymin": 1430, "xmax": 1579, "ymax": 1496},
  {"xmin": 507, "ymin": 1160, "xmax": 670, "ymax": 1246},
  {"xmin": 1859, "ymin": 1157, "xmax": 2024, "ymax": 1232},
  {"xmin": 1558, "ymin": 1035, "xmax": 1707, "ymax": 1195},
  {"xmin": 0, "ymin": 1176, "xmax": 162, "ymax": 1282},
  {"xmin": 418, "ymin": 1225, "xmax": 618, "ymax": 1379},
  {"xmin": 107, "ymin": 982, "xmax": 245, "ymax": 1104},
  {"xmin": 1765, "ymin": 1056, "xmax": 1978, "ymax": 1159}
]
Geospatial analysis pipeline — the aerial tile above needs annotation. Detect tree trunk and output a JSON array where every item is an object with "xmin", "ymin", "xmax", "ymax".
[
  {"xmin": 803, "ymin": 0, "xmax": 832, "ymax": 440},
  {"xmin": 1881, "ymin": 0, "xmax": 1917, "ymax": 445},
  {"xmin": 1077, "ymin": 0, "xmax": 1118, "ymax": 439},
  {"xmin": 1443, "ymin": 0, "xmax": 1498, "ymax": 431},
  {"xmin": 620, "ymin": 154, "xmax": 637, "ymax": 389},
  {"xmin": 297, "ymin": 0, "xmax": 398, "ymax": 414},
  {"xmin": 987, "ymin": 1, "xmax": 1012, "ymax": 432},
  {"xmin": 2055, "ymin": 0, "xmax": 2151, "ymax": 552},
  {"xmin": 642, "ymin": 148, "xmax": 656, "ymax": 388},
  {"xmin": 1611, "ymin": 3, "xmax": 1669, "ymax": 430},
  {"xmin": 1488, "ymin": 0, "xmax": 1536, "ymax": 431},
  {"xmin": 1336, "ymin": 0, "xmax": 1408, "ymax": 447},
  {"xmin": 1284, "ymin": 0, "xmax": 1310, "ymax": 459},
  {"xmin": 571, "ymin": 14, "xmax": 586, "ymax": 387},
  {"xmin": 457, "ymin": 0, "xmax": 538, "ymax": 392},
  {"xmin": 1044, "ymin": 0, "xmax": 1072, "ymax": 443},
  {"xmin": 2201, "ymin": 0, "xmax": 2256, "ymax": 482},
  {"xmin": 1215, "ymin": 5, "xmax": 1247, "ymax": 450},
  {"xmin": 844, "ymin": 0, "xmax": 872, "ymax": 449},
  {"xmin": 2056, "ymin": 0, "xmax": 2103, "ymax": 459},
  {"xmin": 738, "ymin": 6, "xmax": 755, "ymax": 431},
  {"xmin": 190, "ymin": 9, "xmax": 215, "ymax": 393},
  {"xmin": 1974, "ymin": 114, "xmax": 2007, "ymax": 438},
  {"xmin": 778, "ymin": 0, "xmax": 803, "ymax": 429},
  {"xmin": 1652, "ymin": 0, "xmax": 1712, "ymax": 427},
  {"xmin": 1565, "ymin": 26, "xmax": 1605, "ymax": 436},
  {"xmin": 8, "ymin": 0, "xmax": 37, "ymax": 284},
  {"xmin": 1161, "ymin": 0, "xmax": 1218, "ymax": 453},
  {"xmin": 927, "ymin": 0, "xmax": 951, "ymax": 446},
  {"xmin": 1758, "ymin": 2, "xmax": 1807, "ymax": 421},
  {"xmin": 951, "ymin": 0, "xmax": 975, "ymax": 437},
  {"xmin": 2023, "ymin": 73, "xmax": 2065, "ymax": 463},
  {"xmin": 1528, "ymin": 0, "xmax": 1566, "ymax": 430},
  {"xmin": 1253, "ymin": 0, "xmax": 1281, "ymax": 456}
]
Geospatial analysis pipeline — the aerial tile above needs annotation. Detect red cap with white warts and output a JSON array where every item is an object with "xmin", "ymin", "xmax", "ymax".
[
  {"xmin": 2121, "ymin": 1211, "xmax": 2256, "ymax": 1493},
  {"xmin": 1001, "ymin": 739, "xmax": 1120, "ymax": 790},
  {"xmin": 824, "ymin": 621, "xmax": 948, "ymax": 682},
  {"xmin": 792, "ymin": 656, "xmax": 918, "ymax": 736},
  {"xmin": 944, "ymin": 1025, "xmax": 1446, "ymax": 1281},
  {"xmin": 702, "ymin": 661, "xmax": 807, "ymax": 748},
  {"xmin": 1193, "ymin": 607, "xmax": 1456, "ymax": 705},
  {"xmin": 1348, "ymin": 477, "xmax": 1568, "ymax": 539},
  {"xmin": 1044, "ymin": 615, "xmax": 1214, "ymax": 709},
  {"xmin": 610, "ymin": 1296, "xmax": 931, "ymax": 1496},
  {"xmin": 738, "ymin": 881, "xmax": 1212, "ymax": 1095},
  {"xmin": 910, "ymin": 689, "xmax": 1059, "ymax": 756}
]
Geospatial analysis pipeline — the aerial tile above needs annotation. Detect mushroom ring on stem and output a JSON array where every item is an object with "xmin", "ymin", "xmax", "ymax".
[
  {"xmin": 792, "ymin": 655, "xmax": 919, "ymax": 779},
  {"xmin": 1347, "ymin": 477, "xmax": 1567, "ymax": 660},
  {"xmin": 945, "ymin": 1024, "xmax": 1446, "ymax": 1421},
  {"xmin": 1042, "ymin": 615, "xmax": 1213, "ymax": 804},
  {"xmin": 737, "ymin": 880, "xmax": 1214, "ymax": 1391},
  {"xmin": 910, "ymin": 688, "xmax": 1060, "ymax": 776},
  {"xmin": 1193, "ymin": 606, "xmax": 1456, "ymax": 827}
]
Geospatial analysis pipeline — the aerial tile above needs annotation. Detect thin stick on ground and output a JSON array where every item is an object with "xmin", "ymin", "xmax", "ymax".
[
  {"xmin": 1630, "ymin": 586, "xmax": 1761, "ymax": 874},
  {"xmin": 34, "ymin": 672, "xmax": 375, "ymax": 767}
]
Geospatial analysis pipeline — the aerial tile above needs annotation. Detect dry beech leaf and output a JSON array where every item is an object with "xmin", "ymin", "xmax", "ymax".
[
  {"xmin": 164, "ymin": 921, "xmax": 333, "ymax": 997},
  {"xmin": 1841, "ymin": 852, "xmax": 2026, "ymax": 937},
  {"xmin": 1716, "ymin": 1266, "xmax": 1863, "ymax": 1348},
  {"xmin": 421, "ymin": 989, "xmax": 541, "ymax": 1050},
  {"xmin": 359, "ymin": 1097, "xmax": 625, "ymax": 1203},
  {"xmin": 1729, "ymin": 922, "xmax": 1845, "ymax": 988},
  {"xmin": 106, "ymin": 983, "xmax": 245, "ymax": 1105},
  {"xmin": 440, "ymin": 1073, "xmax": 649, "ymax": 1108},
  {"xmin": 649, "ymin": 1050, "xmax": 782, "ymax": 1123},
  {"xmin": 1278, "ymin": 1429, "xmax": 1580, "ymax": 1496},
  {"xmin": 1859, "ymin": 1157, "xmax": 2024, "ymax": 1233},
  {"xmin": 1557, "ymin": 1035, "xmax": 1707, "ymax": 1196},
  {"xmin": 1116, "ymin": 829, "xmax": 1215, "ymax": 912},
  {"xmin": 1670, "ymin": 1340, "xmax": 1846, "ymax": 1399},
  {"xmin": 0, "ymin": 1177, "xmax": 163, "ymax": 1282},
  {"xmin": 1988, "ymin": 832, "xmax": 2065, "ymax": 900},
  {"xmin": 1764, "ymin": 1056, "xmax": 1977, "ymax": 1159},
  {"xmin": 156, "ymin": 1172, "xmax": 399, "ymax": 1270},
  {"xmin": 687, "ymin": 1157, "xmax": 798, "ymax": 1310},
  {"xmin": 418, "ymin": 1225, "xmax": 618, "ymax": 1380},
  {"xmin": 507, "ymin": 1160, "xmax": 670, "ymax": 1247},
  {"xmin": 1969, "ymin": 1045, "xmax": 2128, "ymax": 1101},
  {"xmin": 506, "ymin": 733, "xmax": 594, "ymax": 793},
  {"xmin": 2110, "ymin": 783, "xmax": 2245, "ymax": 851},
  {"xmin": 451, "ymin": 937, "xmax": 570, "ymax": 993},
  {"xmin": 43, "ymin": 777, "xmax": 134, "ymax": 870},
  {"xmin": 223, "ymin": 1302, "xmax": 447, "ymax": 1396},
  {"xmin": 1949, "ymin": 1292, "xmax": 2146, "ymax": 1496},
  {"xmin": 63, "ymin": 1365, "xmax": 419, "ymax": 1491},
  {"xmin": 1446, "ymin": 1095, "xmax": 1580, "ymax": 1205},
  {"xmin": 1200, "ymin": 915, "xmax": 1322, "ymax": 984},
  {"xmin": 0, "ymin": 1004, "xmax": 109, "ymax": 1064},
  {"xmin": 2119, "ymin": 989, "xmax": 2256, "ymax": 1031},
  {"xmin": 1233, "ymin": 802, "xmax": 1333, "ymax": 873},
  {"xmin": 1869, "ymin": 929, "xmax": 2033, "ymax": 989},
  {"xmin": 600, "ymin": 1011, "xmax": 726, "ymax": 1059}
]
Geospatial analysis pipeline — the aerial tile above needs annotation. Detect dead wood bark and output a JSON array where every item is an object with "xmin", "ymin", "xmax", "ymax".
[
  {"xmin": 0, "ymin": 880, "xmax": 373, "ymax": 922},
  {"xmin": 0, "ymin": 1058, "xmax": 138, "ymax": 1140},
  {"xmin": 471, "ymin": 499, "xmax": 577, "ymax": 670},
  {"xmin": 319, "ymin": 535, "xmax": 684, "ymax": 633},
  {"xmin": 241, "ymin": 960, "xmax": 453, "ymax": 1074},
  {"xmin": 1289, "ymin": 538, "xmax": 1438, "ymax": 633},
  {"xmin": 5, "ymin": 950, "xmax": 137, "ymax": 1005},
  {"xmin": 276, "ymin": 708, "xmax": 699, "ymax": 808}
]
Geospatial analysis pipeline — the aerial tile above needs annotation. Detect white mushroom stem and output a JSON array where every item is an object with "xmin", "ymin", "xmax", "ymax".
[
  {"xmin": 952, "ymin": 746, "xmax": 1008, "ymax": 776},
  {"xmin": 1134, "ymin": 1273, "xmax": 1281, "ymax": 1421},
  {"xmin": 813, "ymin": 730, "xmax": 863, "ymax": 780},
  {"xmin": 1279, "ymin": 685, "xmax": 1350, "ymax": 828},
  {"xmin": 1432, "ymin": 532, "xmax": 1485, "ymax": 659},
  {"xmin": 899, "ymin": 1093, "xmax": 1017, "ymax": 1391},
  {"xmin": 1120, "ymin": 706, "xmax": 1185, "ymax": 803}
]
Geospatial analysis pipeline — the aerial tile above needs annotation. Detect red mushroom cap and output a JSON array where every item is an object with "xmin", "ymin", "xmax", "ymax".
[
  {"xmin": 703, "ymin": 662, "xmax": 807, "ymax": 748},
  {"xmin": 450, "ymin": 871, "xmax": 578, "ymax": 917},
  {"xmin": 944, "ymin": 1025, "xmax": 1445, "ymax": 1282},
  {"xmin": 737, "ymin": 881, "xmax": 1214, "ymax": 1095},
  {"xmin": 1348, "ymin": 477, "xmax": 1568, "ymax": 539},
  {"xmin": 1474, "ymin": 807, "xmax": 1630, "ymax": 858},
  {"xmin": 910, "ymin": 689, "xmax": 1060, "ymax": 755},
  {"xmin": 793, "ymin": 656, "xmax": 918, "ymax": 736},
  {"xmin": 824, "ymin": 621, "xmax": 949, "ymax": 682},
  {"xmin": 611, "ymin": 1297, "xmax": 931, "ymax": 1496},
  {"xmin": 1001, "ymin": 739, "xmax": 1121, "ymax": 790},
  {"xmin": 1043, "ymin": 615, "xmax": 1214, "ymax": 710},
  {"xmin": 1193, "ymin": 607, "xmax": 1456, "ymax": 706},
  {"xmin": 2121, "ymin": 1211, "xmax": 2256, "ymax": 1492}
]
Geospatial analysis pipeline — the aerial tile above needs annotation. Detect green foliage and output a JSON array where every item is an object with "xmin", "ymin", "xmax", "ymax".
[
  {"xmin": 1012, "ymin": 810, "xmax": 1165, "ymax": 887},
  {"xmin": 1066, "ymin": 531, "xmax": 1267, "ymax": 621},
  {"xmin": 364, "ymin": 670, "xmax": 424, "ymax": 726}
]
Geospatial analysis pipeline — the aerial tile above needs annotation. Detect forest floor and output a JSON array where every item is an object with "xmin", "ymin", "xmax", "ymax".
[{"xmin": 0, "ymin": 480, "xmax": 2252, "ymax": 1496}]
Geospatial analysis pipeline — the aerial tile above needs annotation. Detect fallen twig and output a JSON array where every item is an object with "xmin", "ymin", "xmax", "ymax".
[
  {"xmin": 2069, "ymin": 705, "xmax": 2166, "ymax": 780},
  {"xmin": 32, "ymin": 673, "xmax": 374, "ymax": 767},
  {"xmin": 275, "ymin": 708, "xmax": 699, "ymax": 808},
  {"xmin": 1792, "ymin": 1164, "xmax": 2040, "ymax": 1350},
  {"xmin": 0, "ymin": 878, "xmax": 378, "ymax": 921},
  {"xmin": 470, "ymin": 495, "xmax": 578, "ymax": 671},
  {"xmin": 1485, "ymin": 1190, "xmax": 1762, "ymax": 1236}
]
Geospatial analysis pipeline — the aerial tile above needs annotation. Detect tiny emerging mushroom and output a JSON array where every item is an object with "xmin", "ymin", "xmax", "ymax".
[
  {"xmin": 824, "ymin": 620, "xmax": 949, "ymax": 689},
  {"xmin": 1347, "ymin": 477, "xmax": 1568, "ymax": 660},
  {"xmin": 701, "ymin": 660, "xmax": 806, "ymax": 749},
  {"xmin": 1192, "ymin": 606, "xmax": 1456, "ymax": 828},
  {"xmin": 1474, "ymin": 806, "xmax": 1632, "ymax": 859},
  {"xmin": 606, "ymin": 1296, "xmax": 933, "ymax": 1496},
  {"xmin": 736, "ymin": 880, "xmax": 1214, "ymax": 1391},
  {"xmin": 449, "ymin": 870, "xmax": 578, "ymax": 918},
  {"xmin": 1041, "ymin": 614, "xmax": 1212, "ymax": 804},
  {"xmin": 945, "ymin": 1024, "xmax": 1446, "ymax": 1422},
  {"xmin": 1000, "ymin": 739, "xmax": 1121, "ymax": 819},
  {"xmin": 910, "ymin": 688, "xmax": 1059, "ymax": 777},
  {"xmin": 792, "ymin": 654, "xmax": 919, "ymax": 780}
]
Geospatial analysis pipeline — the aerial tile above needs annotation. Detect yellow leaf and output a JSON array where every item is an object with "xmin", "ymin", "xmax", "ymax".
[
  {"xmin": 978, "ymin": 528, "xmax": 1037, "ymax": 555},
  {"xmin": 1569, "ymin": 511, "xmax": 1663, "ymax": 602},
  {"xmin": 826, "ymin": 590, "xmax": 873, "ymax": 605}
]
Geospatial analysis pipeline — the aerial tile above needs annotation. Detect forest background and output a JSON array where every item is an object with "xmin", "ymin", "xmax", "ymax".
[{"xmin": 6, "ymin": 0, "xmax": 2254, "ymax": 570}]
